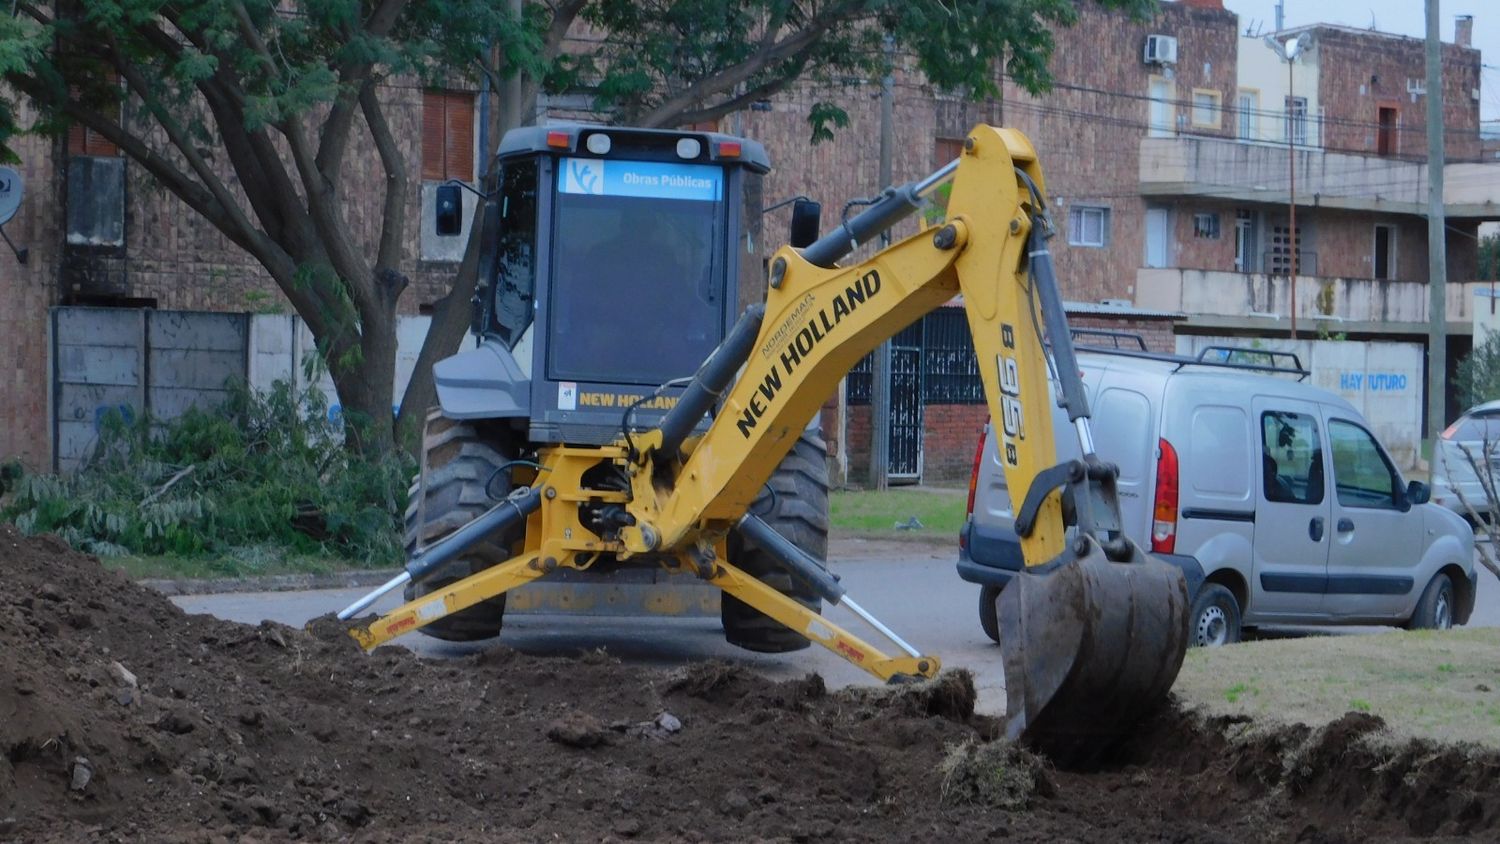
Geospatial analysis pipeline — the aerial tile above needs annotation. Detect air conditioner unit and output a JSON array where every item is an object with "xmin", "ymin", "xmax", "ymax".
[{"xmin": 1144, "ymin": 35, "xmax": 1178, "ymax": 65}]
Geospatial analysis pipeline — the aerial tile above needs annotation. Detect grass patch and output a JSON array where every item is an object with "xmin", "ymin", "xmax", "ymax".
[
  {"xmin": 829, "ymin": 488, "xmax": 966, "ymax": 541},
  {"xmin": 1175, "ymin": 628, "xmax": 1500, "ymax": 749},
  {"xmin": 939, "ymin": 739, "xmax": 1053, "ymax": 809}
]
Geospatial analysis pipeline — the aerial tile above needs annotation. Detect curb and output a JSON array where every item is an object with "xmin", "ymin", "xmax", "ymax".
[
  {"xmin": 141, "ymin": 537, "xmax": 958, "ymax": 596},
  {"xmin": 143, "ymin": 569, "xmax": 402, "ymax": 596}
]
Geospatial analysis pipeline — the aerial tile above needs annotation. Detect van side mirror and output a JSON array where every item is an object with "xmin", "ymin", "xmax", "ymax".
[
  {"xmin": 1406, "ymin": 480, "xmax": 1431, "ymax": 506},
  {"xmin": 789, "ymin": 198, "xmax": 820, "ymax": 249},
  {"xmin": 435, "ymin": 183, "xmax": 464, "ymax": 236}
]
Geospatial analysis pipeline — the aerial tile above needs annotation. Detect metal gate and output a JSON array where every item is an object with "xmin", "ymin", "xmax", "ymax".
[{"xmin": 887, "ymin": 321, "xmax": 924, "ymax": 481}]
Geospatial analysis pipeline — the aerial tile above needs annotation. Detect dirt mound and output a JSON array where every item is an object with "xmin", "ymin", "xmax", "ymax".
[{"xmin": 3, "ymin": 524, "xmax": 1499, "ymax": 842}]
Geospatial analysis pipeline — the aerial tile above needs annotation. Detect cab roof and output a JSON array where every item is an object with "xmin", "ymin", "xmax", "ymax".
[{"xmin": 496, "ymin": 124, "xmax": 771, "ymax": 174}]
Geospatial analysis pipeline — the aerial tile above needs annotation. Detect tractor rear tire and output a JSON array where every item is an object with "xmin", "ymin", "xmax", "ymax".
[
  {"xmin": 402, "ymin": 410, "xmax": 514, "ymax": 641},
  {"xmin": 722, "ymin": 431, "xmax": 831, "ymax": 653}
]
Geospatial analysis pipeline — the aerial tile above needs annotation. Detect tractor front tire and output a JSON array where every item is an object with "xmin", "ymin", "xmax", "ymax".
[
  {"xmin": 722, "ymin": 431, "xmax": 831, "ymax": 653},
  {"xmin": 402, "ymin": 410, "xmax": 514, "ymax": 641}
]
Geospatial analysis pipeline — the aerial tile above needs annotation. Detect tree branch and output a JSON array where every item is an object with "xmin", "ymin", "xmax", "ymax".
[
  {"xmin": 632, "ymin": 8, "xmax": 848, "ymax": 127},
  {"xmin": 359, "ymin": 82, "xmax": 408, "ymax": 291},
  {"xmin": 315, "ymin": 0, "xmax": 410, "ymax": 180}
]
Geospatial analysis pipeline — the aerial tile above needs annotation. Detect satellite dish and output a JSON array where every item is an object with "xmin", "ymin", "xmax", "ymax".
[{"xmin": 0, "ymin": 166, "xmax": 23, "ymax": 227}]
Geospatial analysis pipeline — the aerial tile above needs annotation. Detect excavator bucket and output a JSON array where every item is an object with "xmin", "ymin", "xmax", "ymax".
[{"xmin": 997, "ymin": 540, "xmax": 1189, "ymax": 765}]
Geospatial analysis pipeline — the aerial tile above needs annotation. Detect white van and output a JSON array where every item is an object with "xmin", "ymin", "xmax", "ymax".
[{"xmin": 958, "ymin": 340, "xmax": 1477, "ymax": 646}]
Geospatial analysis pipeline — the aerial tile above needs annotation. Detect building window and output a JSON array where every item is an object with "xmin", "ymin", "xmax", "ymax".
[
  {"xmin": 1191, "ymin": 89, "xmax": 1222, "ymax": 128},
  {"xmin": 1148, "ymin": 78, "xmax": 1174, "ymax": 138},
  {"xmin": 1284, "ymin": 96, "xmax": 1308, "ymax": 146},
  {"xmin": 1373, "ymin": 224, "xmax": 1396, "ymax": 280},
  {"xmin": 422, "ymin": 90, "xmax": 476, "ymax": 182},
  {"xmin": 1234, "ymin": 210, "xmax": 1258, "ymax": 272},
  {"xmin": 1068, "ymin": 206, "xmax": 1110, "ymax": 248},
  {"xmin": 934, "ymin": 137, "xmax": 965, "ymax": 169},
  {"xmin": 1193, "ymin": 213, "xmax": 1221, "ymax": 239},
  {"xmin": 1237, "ymin": 90, "xmax": 1259, "ymax": 141},
  {"xmin": 1377, "ymin": 106, "xmax": 1399, "ymax": 156}
]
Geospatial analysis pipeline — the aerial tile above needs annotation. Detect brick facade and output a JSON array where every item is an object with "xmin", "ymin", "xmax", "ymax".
[
  {"xmin": 999, "ymin": 3, "xmax": 1239, "ymax": 305},
  {"xmin": 1314, "ymin": 27, "xmax": 1482, "ymax": 161}
]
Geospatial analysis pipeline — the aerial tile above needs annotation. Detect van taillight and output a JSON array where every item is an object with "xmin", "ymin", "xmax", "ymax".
[
  {"xmin": 966, "ymin": 428, "xmax": 986, "ymax": 517},
  {"xmin": 1151, "ymin": 438, "xmax": 1179, "ymax": 554}
]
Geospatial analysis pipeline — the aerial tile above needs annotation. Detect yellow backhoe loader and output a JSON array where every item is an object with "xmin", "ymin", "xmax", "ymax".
[{"xmin": 337, "ymin": 123, "xmax": 1189, "ymax": 758}]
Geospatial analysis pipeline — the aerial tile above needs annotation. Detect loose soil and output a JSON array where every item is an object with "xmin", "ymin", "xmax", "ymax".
[{"xmin": 3, "ymin": 525, "xmax": 1498, "ymax": 842}]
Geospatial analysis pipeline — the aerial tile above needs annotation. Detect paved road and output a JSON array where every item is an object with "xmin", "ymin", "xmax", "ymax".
[{"xmin": 173, "ymin": 542, "xmax": 1500, "ymax": 718}]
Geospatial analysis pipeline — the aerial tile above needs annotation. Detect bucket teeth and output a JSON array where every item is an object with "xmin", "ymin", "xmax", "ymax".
[{"xmin": 997, "ymin": 540, "xmax": 1189, "ymax": 766}]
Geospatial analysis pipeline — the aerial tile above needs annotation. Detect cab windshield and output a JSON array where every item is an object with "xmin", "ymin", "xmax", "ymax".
[{"xmin": 546, "ymin": 157, "xmax": 726, "ymax": 386}]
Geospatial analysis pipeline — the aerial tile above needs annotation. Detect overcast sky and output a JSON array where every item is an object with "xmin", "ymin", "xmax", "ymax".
[{"xmin": 1219, "ymin": 0, "xmax": 1500, "ymax": 122}]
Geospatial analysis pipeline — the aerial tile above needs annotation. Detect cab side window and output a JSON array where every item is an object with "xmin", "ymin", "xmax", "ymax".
[
  {"xmin": 1329, "ymin": 419, "xmax": 1401, "ymax": 509},
  {"xmin": 1261, "ymin": 411, "xmax": 1324, "ymax": 505}
]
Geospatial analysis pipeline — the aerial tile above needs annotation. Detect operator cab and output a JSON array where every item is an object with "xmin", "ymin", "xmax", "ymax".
[{"xmin": 437, "ymin": 124, "xmax": 770, "ymax": 445}]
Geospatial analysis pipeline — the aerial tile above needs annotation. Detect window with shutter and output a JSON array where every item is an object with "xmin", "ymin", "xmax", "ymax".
[
  {"xmin": 422, "ymin": 90, "xmax": 476, "ymax": 182},
  {"xmin": 67, "ymin": 75, "xmax": 122, "ymax": 157}
]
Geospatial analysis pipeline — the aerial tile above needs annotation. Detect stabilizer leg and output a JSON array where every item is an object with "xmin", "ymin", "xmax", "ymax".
[
  {"xmin": 347, "ymin": 552, "xmax": 547, "ymax": 650},
  {"xmin": 708, "ymin": 558, "xmax": 940, "ymax": 682}
]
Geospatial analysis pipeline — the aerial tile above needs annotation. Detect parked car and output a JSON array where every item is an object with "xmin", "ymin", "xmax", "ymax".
[
  {"xmin": 1432, "ymin": 399, "xmax": 1500, "ymax": 525},
  {"xmin": 958, "ymin": 341, "xmax": 1477, "ymax": 647}
]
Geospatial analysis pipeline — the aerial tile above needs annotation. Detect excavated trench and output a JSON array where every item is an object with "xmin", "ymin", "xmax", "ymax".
[{"xmin": 1, "ymin": 524, "xmax": 1496, "ymax": 842}]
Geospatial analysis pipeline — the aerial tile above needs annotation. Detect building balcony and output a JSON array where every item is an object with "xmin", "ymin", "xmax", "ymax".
[
  {"xmin": 1139, "ymin": 136, "xmax": 1500, "ymax": 219},
  {"xmin": 1135, "ymin": 267, "xmax": 1488, "ymax": 334}
]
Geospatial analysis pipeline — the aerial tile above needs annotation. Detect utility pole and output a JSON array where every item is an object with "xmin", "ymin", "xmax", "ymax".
[
  {"xmin": 1287, "ymin": 48, "xmax": 1298, "ymax": 340},
  {"xmin": 1425, "ymin": 0, "xmax": 1449, "ymax": 445},
  {"xmin": 868, "ymin": 37, "xmax": 895, "ymax": 490}
]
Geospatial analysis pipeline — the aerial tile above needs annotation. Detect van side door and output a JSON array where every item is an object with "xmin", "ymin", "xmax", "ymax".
[
  {"xmin": 1321, "ymin": 414, "xmax": 1421, "ymax": 619},
  {"xmin": 1250, "ymin": 398, "xmax": 1332, "ymax": 619}
]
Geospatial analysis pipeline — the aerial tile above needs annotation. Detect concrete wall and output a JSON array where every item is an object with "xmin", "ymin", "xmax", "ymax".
[
  {"xmin": 1176, "ymin": 334, "xmax": 1424, "ymax": 468},
  {"xmin": 1137, "ymin": 268, "xmax": 1486, "ymax": 329},
  {"xmin": 51, "ymin": 308, "xmax": 249, "ymax": 472},
  {"xmin": 49, "ymin": 307, "xmax": 476, "ymax": 472}
]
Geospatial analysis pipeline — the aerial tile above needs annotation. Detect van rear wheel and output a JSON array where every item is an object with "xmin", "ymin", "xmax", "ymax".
[
  {"xmin": 979, "ymin": 585, "xmax": 1001, "ymax": 643},
  {"xmin": 1189, "ymin": 584, "xmax": 1242, "ymax": 647}
]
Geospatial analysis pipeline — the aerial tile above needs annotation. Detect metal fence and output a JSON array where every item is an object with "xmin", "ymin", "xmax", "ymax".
[{"xmin": 848, "ymin": 308, "xmax": 984, "ymax": 406}]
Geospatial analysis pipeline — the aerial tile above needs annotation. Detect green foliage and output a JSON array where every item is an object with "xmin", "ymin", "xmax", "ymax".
[
  {"xmin": 579, "ymin": 0, "xmax": 1157, "ymax": 135},
  {"xmin": 2, "ymin": 381, "xmax": 411, "ymax": 566},
  {"xmin": 1455, "ymin": 331, "xmax": 1500, "ymax": 408}
]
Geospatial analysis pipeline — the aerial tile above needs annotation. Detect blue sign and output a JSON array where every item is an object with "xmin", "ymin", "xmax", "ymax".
[{"xmin": 559, "ymin": 158, "xmax": 721, "ymax": 202}]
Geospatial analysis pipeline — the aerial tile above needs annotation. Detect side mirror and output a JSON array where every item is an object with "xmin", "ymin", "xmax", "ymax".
[
  {"xmin": 435, "ymin": 183, "xmax": 464, "ymax": 236},
  {"xmin": 1406, "ymin": 480, "xmax": 1431, "ymax": 506},
  {"xmin": 789, "ymin": 198, "xmax": 820, "ymax": 249}
]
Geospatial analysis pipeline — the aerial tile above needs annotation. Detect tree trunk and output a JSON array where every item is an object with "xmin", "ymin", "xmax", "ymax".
[{"xmin": 398, "ymin": 84, "xmax": 536, "ymax": 445}]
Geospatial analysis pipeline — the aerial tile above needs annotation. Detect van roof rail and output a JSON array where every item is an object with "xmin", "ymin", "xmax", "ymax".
[
  {"xmin": 1070, "ymin": 343, "xmax": 1311, "ymax": 381},
  {"xmin": 1192, "ymin": 345, "xmax": 1308, "ymax": 377},
  {"xmin": 1071, "ymin": 329, "xmax": 1148, "ymax": 351}
]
